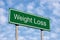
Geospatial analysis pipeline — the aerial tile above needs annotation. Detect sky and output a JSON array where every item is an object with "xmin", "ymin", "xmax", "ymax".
[{"xmin": 0, "ymin": 0, "xmax": 60, "ymax": 40}]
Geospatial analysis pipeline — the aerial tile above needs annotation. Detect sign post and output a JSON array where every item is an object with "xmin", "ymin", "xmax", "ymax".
[
  {"xmin": 9, "ymin": 8, "xmax": 50, "ymax": 40},
  {"xmin": 15, "ymin": 24, "xmax": 19, "ymax": 40},
  {"xmin": 40, "ymin": 29, "xmax": 43, "ymax": 40}
]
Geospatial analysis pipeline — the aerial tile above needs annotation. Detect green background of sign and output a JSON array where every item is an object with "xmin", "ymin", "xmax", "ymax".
[{"xmin": 9, "ymin": 9, "xmax": 50, "ymax": 31}]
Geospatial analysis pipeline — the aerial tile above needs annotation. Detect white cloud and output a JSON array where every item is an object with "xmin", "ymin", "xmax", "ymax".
[
  {"xmin": 6, "ymin": 0, "xmax": 14, "ymax": 7},
  {"xmin": 40, "ymin": 0, "xmax": 60, "ymax": 4},
  {"xmin": 0, "ymin": 15, "xmax": 7, "ymax": 25},
  {"xmin": 50, "ymin": 16, "xmax": 60, "ymax": 25},
  {"xmin": 35, "ymin": 7, "xmax": 45, "ymax": 15},
  {"xmin": 40, "ymin": 0, "xmax": 48, "ymax": 5},
  {"xmin": 19, "ymin": 26, "xmax": 36, "ymax": 34},
  {"xmin": 29, "ymin": 37, "xmax": 37, "ymax": 40},
  {"xmin": 25, "ymin": 28, "xmax": 35, "ymax": 34},
  {"xmin": 0, "ymin": 1, "xmax": 5, "ymax": 6},
  {"xmin": 53, "ymin": 9, "xmax": 60, "ymax": 17},
  {"xmin": 50, "ymin": 16, "xmax": 60, "ymax": 30},
  {"xmin": 0, "ymin": 33, "xmax": 7, "ymax": 40},
  {"xmin": 33, "ymin": 32, "xmax": 40, "ymax": 35},
  {"xmin": 5, "ymin": 26, "xmax": 15, "ymax": 34},
  {"xmin": 52, "ymin": 2, "xmax": 60, "ymax": 8},
  {"xmin": 26, "ymin": 10, "xmax": 33, "ymax": 14},
  {"xmin": 19, "ymin": 36, "xmax": 25, "ymax": 40},
  {"xmin": 50, "ymin": 33, "xmax": 58, "ymax": 38},
  {"xmin": 27, "ymin": 2, "xmax": 35, "ymax": 10},
  {"xmin": 50, "ymin": 17, "xmax": 56, "ymax": 22},
  {"xmin": 27, "ymin": 2, "xmax": 35, "ymax": 15},
  {"xmin": 26, "ymin": 36, "xmax": 38, "ymax": 40},
  {"xmin": 52, "ymin": 2, "xmax": 60, "ymax": 16},
  {"xmin": 40, "ymin": 0, "xmax": 55, "ymax": 5},
  {"xmin": 55, "ymin": 28, "xmax": 60, "ymax": 33},
  {"xmin": 15, "ymin": 3, "xmax": 24, "ymax": 10},
  {"xmin": 0, "ymin": 37, "xmax": 7, "ymax": 40},
  {"xmin": 0, "ymin": 8, "xmax": 6, "ymax": 15},
  {"xmin": 0, "ymin": 33, "xmax": 5, "ymax": 38},
  {"xmin": 0, "ymin": 24, "xmax": 15, "ymax": 40},
  {"xmin": 40, "ymin": 0, "xmax": 60, "ymax": 11},
  {"xmin": 44, "ymin": 36, "xmax": 50, "ymax": 40},
  {"xmin": 19, "ymin": 26, "xmax": 29, "ymax": 30}
]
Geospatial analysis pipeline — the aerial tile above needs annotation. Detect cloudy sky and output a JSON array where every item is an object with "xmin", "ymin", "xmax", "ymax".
[{"xmin": 0, "ymin": 0, "xmax": 60, "ymax": 40}]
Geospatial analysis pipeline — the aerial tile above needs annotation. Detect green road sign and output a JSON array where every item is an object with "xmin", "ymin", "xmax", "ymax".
[{"xmin": 9, "ymin": 9, "xmax": 50, "ymax": 31}]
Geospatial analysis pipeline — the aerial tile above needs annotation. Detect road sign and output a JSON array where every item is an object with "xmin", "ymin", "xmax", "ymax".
[{"xmin": 9, "ymin": 9, "xmax": 50, "ymax": 31}]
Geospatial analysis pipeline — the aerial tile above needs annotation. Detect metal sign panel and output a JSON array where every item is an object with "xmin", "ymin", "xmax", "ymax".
[{"xmin": 9, "ymin": 9, "xmax": 50, "ymax": 31}]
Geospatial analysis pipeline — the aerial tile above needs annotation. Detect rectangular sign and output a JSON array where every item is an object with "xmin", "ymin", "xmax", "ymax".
[{"xmin": 9, "ymin": 9, "xmax": 50, "ymax": 31}]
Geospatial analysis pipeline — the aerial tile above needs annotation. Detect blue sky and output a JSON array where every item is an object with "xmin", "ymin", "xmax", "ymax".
[{"xmin": 0, "ymin": 0, "xmax": 60, "ymax": 40}]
